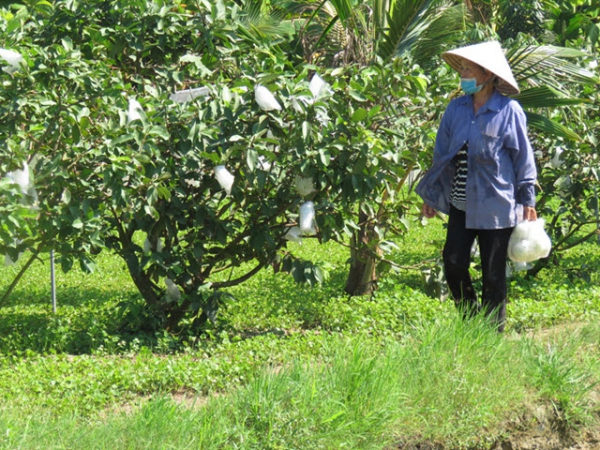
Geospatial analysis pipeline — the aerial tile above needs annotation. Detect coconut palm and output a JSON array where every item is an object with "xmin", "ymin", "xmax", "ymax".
[
  {"xmin": 286, "ymin": 0, "xmax": 468, "ymax": 65},
  {"xmin": 235, "ymin": 0, "xmax": 296, "ymax": 46},
  {"xmin": 509, "ymin": 42, "xmax": 598, "ymax": 140}
]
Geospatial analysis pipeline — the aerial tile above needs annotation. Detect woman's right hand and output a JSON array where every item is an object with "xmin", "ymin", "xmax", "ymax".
[{"xmin": 421, "ymin": 204, "xmax": 436, "ymax": 219}]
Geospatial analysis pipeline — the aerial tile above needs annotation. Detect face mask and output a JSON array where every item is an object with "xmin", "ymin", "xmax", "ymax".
[{"xmin": 460, "ymin": 77, "xmax": 482, "ymax": 95}]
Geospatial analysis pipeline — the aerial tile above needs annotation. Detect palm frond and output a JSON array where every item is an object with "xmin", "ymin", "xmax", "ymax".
[
  {"xmin": 238, "ymin": 0, "xmax": 296, "ymax": 43},
  {"xmin": 526, "ymin": 111, "xmax": 582, "ymax": 141},
  {"xmin": 377, "ymin": 0, "xmax": 462, "ymax": 62},
  {"xmin": 372, "ymin": 0, "xmax": 390, "ymax": 38},
  {"xmin": 509, "ymin": 45, "xmax": 599, "ymax": 92},
  {"xmin": 409, "ymin": 3, "xmax": 467, "ymax": 66},
  {"xmin": 313, "ymin": 15, "xmax": 342, "ymax": 52},
  {"xmin": 515, "ymin": 86, "xmax": 589, "ymax": 109},
  {"xmin": 378, "ymin": 0, "xmax": 433, "ymax": 60},
  {"xmin": 286, "ymin": 0, "xmax": 361, "ymax": 63},
  {"xmin": 327, "ymin": 0, "xmax": 354, "ymax": 23}
]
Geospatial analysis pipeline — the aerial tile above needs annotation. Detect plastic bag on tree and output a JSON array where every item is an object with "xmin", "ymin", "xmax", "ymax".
[
  {"xmin": 507, "ymin": 219, "xmax": 552, "ymax": 263},
  {"xmin": 214, "ymin": 165, "xmax": 234, "ymax": 195},
  {"xmin": 0, "ymin": 48, "xmax": 23, "ymax": 74},
  {"xmin": 298, "ymin": 201, "xmax": 316, "ymax": 235},
  {"xmin": 284, "ymin": 226, "xmax": 303, "ymax": 244},
  {"xmin": 254, "ymin": 85, "xmax": 281, "ymax": 111},
  {"xmin": 127, "ymin": 98, "xmax": 143, "ymax": 124}
]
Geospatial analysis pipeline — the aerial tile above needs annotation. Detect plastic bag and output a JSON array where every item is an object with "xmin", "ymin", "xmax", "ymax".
[
  {"xmin": 214, "ymin": 165, "xmax": 234, "ymax": 195},
  {"xmin": 299, "ymin": 201, "xmax": 316, "ymax": 235},
  {"xmin": 507, "ymin": 219, "xmax": 552, "ymax": 263},
  {"xmin": 254, "ymin": 85, "xmax": 282, "ymax": 111}
]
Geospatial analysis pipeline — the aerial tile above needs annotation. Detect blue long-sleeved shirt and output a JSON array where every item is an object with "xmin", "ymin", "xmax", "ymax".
[{"xmin": 416, "ymin": 91, "xmax": 537, "ymax": 229}]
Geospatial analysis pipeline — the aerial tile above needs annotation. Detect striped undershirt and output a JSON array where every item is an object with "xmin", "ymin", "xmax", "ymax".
[{"xmin": 450, "ymin": 143, "xmax": 468, "ymax": 211}]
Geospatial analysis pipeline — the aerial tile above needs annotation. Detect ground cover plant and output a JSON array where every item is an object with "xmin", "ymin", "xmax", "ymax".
[
  {"xmin": 1, "ymin": 0, "xmax": 600, "ymax": 448},
  {"xmin": 1, "ymin": 219, "xmax": 599, "ymax": 449}
]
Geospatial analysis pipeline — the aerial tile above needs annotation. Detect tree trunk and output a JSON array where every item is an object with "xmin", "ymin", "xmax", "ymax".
[
  {"xmin": 123, "ymin": 250, "xmax": 193, "ymax": 331},
  {"xmin": 122, "ymin": 247, "xmax": 161, "ymax": 308},
  {"xmin": 464, "ymin": 0, "xmax": 494, "ymax": 25},
  {"xmin": 344, "ymin": 210, "xmax": 383, "ymax": 296}
]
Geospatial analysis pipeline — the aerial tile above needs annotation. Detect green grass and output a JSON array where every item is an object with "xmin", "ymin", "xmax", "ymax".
[
  {"xmin": 0, "ymin": 218, "xmax": 599, "ymax": 449},
  {"xmin": 0, "ymin": 319, "xmax": 598, "ymax": 449}
]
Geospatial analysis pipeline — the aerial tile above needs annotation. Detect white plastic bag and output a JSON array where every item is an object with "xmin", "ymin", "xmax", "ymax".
[
  {"xmin": 507, "ymin": 219, "xmax": 552, "ymax": 263},
  {"xmin": 309, "ymin": 73, "xmax": 330, "ymax": 100},
  {"xmin": 127, "ymin": 98, "xmax": 143, "ymax": 124},
  {"xmin": 299, "ymin": 201, "xmax": 316, "ymax": 235},
  {"xmin": 214, "ymin": 165, "xmax": 234, "ymax": 195},
  {"xmin": 254, "ymin": 85, "xmax": 281, "ymax": 111},
  {"xmin": 284, "ymin": 226, "xmax": 303, "ymax": 244},
  {"xmin": 0, "ymin": 48, "xmax": 23, "ymax": 74},
  {"xmin": 169, "ymin": 87, "xmax": 210, "ymax": 103}
]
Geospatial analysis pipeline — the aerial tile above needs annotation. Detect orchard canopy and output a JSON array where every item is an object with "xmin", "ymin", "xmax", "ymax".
[{"xmin": 1, "ymin": 0, "xmax": 598, "ymax": 330}]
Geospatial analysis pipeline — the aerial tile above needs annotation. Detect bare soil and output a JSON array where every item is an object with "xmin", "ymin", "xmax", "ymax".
[
  {"xmin": 487, "ymin": 403, "xmax": 600, "ymax": 450},
  {"xmin": 395, "ymin": 410, "xmax": 600, "ymax": 450}
]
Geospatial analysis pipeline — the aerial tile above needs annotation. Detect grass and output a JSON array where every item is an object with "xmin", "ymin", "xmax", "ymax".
[
  {"xmin": 0, "ymin": 218, "xmax": 599, "ymax": 449},
  {"xmin": 1, "ymin": 320, "xmax": 598, "ymax": 449}
]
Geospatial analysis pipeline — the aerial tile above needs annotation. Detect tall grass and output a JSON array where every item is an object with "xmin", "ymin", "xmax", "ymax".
[{"xmin": 1, "ymin": 319, "xmax": 598, "ymax": 449}]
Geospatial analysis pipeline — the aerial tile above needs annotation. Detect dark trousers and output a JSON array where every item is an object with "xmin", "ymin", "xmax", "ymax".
[{"xmin": 443, "ymin": 205, "xmax": 513, "ymax": 332}]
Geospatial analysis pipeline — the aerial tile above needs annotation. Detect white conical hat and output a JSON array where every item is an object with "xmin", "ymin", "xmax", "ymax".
[{"xmin": 442, "ymin": 41, "xmax": 520, "ymax": 96}]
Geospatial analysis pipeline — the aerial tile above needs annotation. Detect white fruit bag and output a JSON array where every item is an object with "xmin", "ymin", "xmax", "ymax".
[
  {"xmin": 298, "ymin": 201, "xmax": 316, "ymax": 235},
  {"xmin": 0, "ymin": 48, "xmax": 23, "ymax": 74},
  {"xmin": 254, "ymin": 85, "xmax": 281, "ymax": 111},
  {"xmin": 214, "ymin": 165, "xmax": 234, "ymax": 195},
  {"xmin": 507, "ymin": 219, "xmax": 552, "ymax": 263},
  {"xmin": 284, "ymin": 226, "xmax": 303, "ymax": 244}
]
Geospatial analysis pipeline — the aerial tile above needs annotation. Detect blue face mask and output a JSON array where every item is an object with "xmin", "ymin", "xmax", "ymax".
[{"xmin": 460, "ymin": 77, "xmax": 483, "ymax": 95}]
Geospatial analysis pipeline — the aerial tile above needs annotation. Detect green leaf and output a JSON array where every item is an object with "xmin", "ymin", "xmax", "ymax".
[
  {"xmin": 302, "ymin": 121, "xmax": 311, "ymax": 141},
  {"xmin": 111, "ymin": 134, "xmax": 136, "ymax": 146},
  {"xmin": 179, "ymin": 54, "xmax": 212, "ymax": 76},
  {"xmin": 318, "ymin": 148, "xmax": 331, "ymax": 166},
  {"xmin": 61, "ymin": 189, "xmax": 72, "ymax": 204},
  {"xmin": 367, "ymin": 105, "xmax": 382, "ymax": 119},
  {"xmin": 148, "ymin": 126, "xmax": 170, "ymax": 139},
  {"xmin": 331, "ymin": 67, "xmax": 345, "ymax": 77},
  {"xmin": 89, "ymin": 231, "xmax": 104, "ymax": 248},
  {"xmin": 349, "ymin": 89, "xmax": 367, "ymax": 102},
  {"xmin": 247, "ymin": 148, "xmax": 258, "ymax": 172},
  {"xmin": 147, "ymin": 186, "xmax": 158, "ymax": 205},
  {"xmin": 157, "ymin": 186, "xmax": 171, "ymax": 200},
  {"xmin": 526, "ymin": 112, "xmax": 581, "ymax": 141},
  {"xmin": 6, "ymin": 17, "xmax": 23, "ymax": 34},
  {"xmin": 79, "ymin": 255, "xmax": 96, "ymax": 273},
  {"xmin": 351, "ymin": 107, "xmax": 368, "ymax": 123},
  {"xmin": 61, "ymin": 37, "xmax": 74, "ymax": 51}
]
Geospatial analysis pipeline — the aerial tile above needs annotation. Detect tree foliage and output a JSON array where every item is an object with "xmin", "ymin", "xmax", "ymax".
[
  {"xmin": 0, "ymin": 0, "xmax": 445, "ymax": 328},
  {"xmin": 1, "ymin": 0, "xmax": 599, "ymax": 330}
]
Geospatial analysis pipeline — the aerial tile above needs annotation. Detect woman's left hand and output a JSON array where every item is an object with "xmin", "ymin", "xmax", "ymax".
[{"xmin": 523, "ymin": 206, "xmax": 537, "ymax": 221}]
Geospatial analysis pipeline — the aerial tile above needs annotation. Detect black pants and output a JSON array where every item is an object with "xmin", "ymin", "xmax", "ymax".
[{"xmin": 443, "ymin": 205, "xmax": 513, "ymax": 332}]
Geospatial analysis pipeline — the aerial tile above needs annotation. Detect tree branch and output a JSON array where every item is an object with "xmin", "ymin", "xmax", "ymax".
[
  {"xmin": 0, "ymin": 247, "xmax": 43, "ymax": 308},
  {"xmin": 211, "ymin": 261, "xmax": 268, "ymax": 289}
]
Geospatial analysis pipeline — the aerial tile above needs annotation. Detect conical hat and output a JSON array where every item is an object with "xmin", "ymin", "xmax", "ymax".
[{"xmin": 442, "ymin": 41, "xmax": 520, "ymax": 96}]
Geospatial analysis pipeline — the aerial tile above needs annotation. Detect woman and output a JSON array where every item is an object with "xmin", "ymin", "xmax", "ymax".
[{"xmin": 416, "ymin": 41, "xmax": 537, "ymax": 332}]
